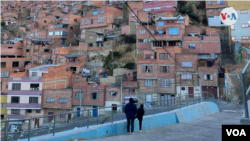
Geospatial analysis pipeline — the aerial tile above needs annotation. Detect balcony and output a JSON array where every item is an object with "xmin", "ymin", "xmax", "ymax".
[
  {"xmin": 8, "ymin": 76, "xmax": 42, "ymax": 82},
  {"xmin": 7, "ymin": 103, "xmax": 41, "ymax": 109},
  {"xmin": 137, "ymin": 58, "xmax": 157, "ymax": 64},
  {"xmin": 7, "ymin": 114, "xmax": 25, "ymax": 119},
  {"xmin": 8, "ymin": 90, "xmax": 42, "ymax": 95}
]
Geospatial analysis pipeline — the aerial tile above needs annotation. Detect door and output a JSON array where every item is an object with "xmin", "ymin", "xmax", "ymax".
[
  {"xmin": 34, "ymin": 119, "xmax": 39, "ymax": 128},
  {"xmin": 48, "ymin": 112, "xmax": 54, "ymax": 122},
  {"xmin": 188, "ymin": 87, "xmax": 194, "ymax": 98},
  {"xmin": 77, "ymin": 107, "xmax": 80, "ymax": 117},
  {"xmin": 160, "ymin": 94, "xmax": 165, "ymax": 106},
  {"xmin": 145, "ymin": 94, "xmax": 152, "ymax": 107},
  {"xmin": 68, "ymin": 114, "xmax": 71, "ymax": 122},
  {"xmin": 92, "ymin": 106, "xmax": 98, "ymax": 117}
]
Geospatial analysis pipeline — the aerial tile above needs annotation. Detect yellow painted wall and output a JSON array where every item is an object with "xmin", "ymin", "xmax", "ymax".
[
  {"xmin": 1, "ymin": 95, "xmax": 7, "ymax": 119},
  {"xmin": 227, "ymin": 1, "xmax": 250, "ymax": 10}
]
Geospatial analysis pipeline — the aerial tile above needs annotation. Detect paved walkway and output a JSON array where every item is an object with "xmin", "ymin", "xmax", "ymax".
[{"xmin": 85, "ymin": 110, "xmax": 242, "ymax": 141}]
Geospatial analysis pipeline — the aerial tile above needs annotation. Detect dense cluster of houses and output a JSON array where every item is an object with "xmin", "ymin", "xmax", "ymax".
[{"xmin": 1, "ymin": 0, "xmax": 249, "ymax": 131}]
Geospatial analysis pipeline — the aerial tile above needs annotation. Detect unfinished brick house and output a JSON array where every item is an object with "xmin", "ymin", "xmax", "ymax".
[
  {"xmin": 136, "ymin": 14, "xmax": 189, "ymax": 106},
  {"xmin": 178, "ymin": 26, "xmax": 221, "ymax": 98}
]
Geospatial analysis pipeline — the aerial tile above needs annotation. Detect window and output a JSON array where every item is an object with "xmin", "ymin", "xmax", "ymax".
[
  {"xmin": 59, "ymin": 98, "xmax": 67, "ymax": 103},
  {"xmin": 81, "ymin": 19, "xmax": 84, "ymax": 25},
  {"xmin": 218, "ymin": 8, "xmax": 223, "ymax": 12},
  {"xmin": 26, "ymin": 49, "xmax": 30, "ymax": 52},
  {"xmin": 242, "ymin": 24, "xmax": 249, "ymax": 28},
  {"xmin": 98, "ymin": 17, "xmax": 104, "ymax": 23},
  {"xmin": 158, "ymin": 22, "xmax": 164, "ymax": 26},
  {"xmin": 1, "ymin": 115, "xmax": 4, "ymax": 120},
  {"xmin": 131, "ymin": 14, "xmax": 135, "ymax": 16},
  {"xmin": 59, "ymin": 58, "xmax": 64, "ymax": 63},
  {"xmin": 1, "ymin": 104, "xmax": 3, "ymax": 108},
  {"xmin": 1, "ymin": 72, "xmax": 9, "ymax": 77},
  {"xmin": 160, "ymin": 66, "xmax": 170, "ymax": 73},
  {"xmin": 181, "ymin": 87, "xmax": 185, "ymax": 90},
  {"xmin": 145, "ymin": 54, "xmax": 153, "ymax": 59},
  {"xmin": 63, "ymin": 18, "xmax": 68, "ymax": 21},
  {"xmin": 204, "ymin": 74, "xmax": 213, "ymax": 80},
  {"xmin": 242, "ymin": 36, "xmax": 249, "ymax": 40},
  {"xmin": 44, "ymin": 49, "xmax": 49, "ymax": 52},
  {"xmin": 30, "ymin": 83, "xmax": 39, "ymax": 90},
  {"xmin": 208, "ymin": 1, "xmax": 212, "ymax": 5},
  {"xmin": 76, "ymin": 92, "xmax": 83, "ymax": 99},
  {"xmin": 182, "ymin": 62, "xmax": 192, "ymax": 68},
  {"xmin": 217, "ymin": 0, "xmax": 224, "ymax": 4},
  {"xmin": 232, "ymin": 36, "xmax": 236, "ymax": 41},
  {"xmin": 142, "ymin": 65, "xmax": 153, "ymax": 72},
  {"xmin": 144, "ymin": 79, "xmax": 154, "ymax": 86},
  {"xmin": 169, "ymin": 28, "xmax": 179, "ymax": 35},
  {"xmin": 91, "ymin": 93, "xmax": 98, "ymax": 100},
  {"xmin": 209, "ymin": 9, "xmax": 214, "ymax": 13},
  {"xmin": 26, "ymin": 109, "xmax": 32, "ymax": 113},
  {"xmin": 100, "ymin": 10, "xmax": 104, "ymax": 14},
  {"xmin": 70, "ymin": 27, "xmax": 73, "ymax": 30},
  {"xmin": 11, "ymin": 96, "xmax": 20, "ymax": 103},
  {"xmin": 46, "ymin": 97, "xmax": 54, "ymax": 103},
  {"xmin": 159, "ymin": 53, "xmax": 169, "ymax": 59},
  {"xmin": 36, "ymin": 110, "xmax": 41, "ymax": 113},
  {"xmin": 188, "ymin": 44, "xmax": 196, "ymax": 49},
  {"xmin": 181, "ymin": 74, "xmax": 192, "ymax": 80},
  {"xmin": 86, "ymin": 19, "xmax": 88, "ymax": 25},
  {"xmin": 82, "ymin": 29, "xmax": 85, "ymax": 33},
  {"xmin": 109, "ymin": 91, "xmax": 117, "ymax": 96},
  {"xmin": 29, "ymin": 97, "xmax": 38, "ymax": 104},
  {"xmin": 1, "ymin": 62, "xmax": 6, "ymax": 68},
  {"xmin": 12, "ymin": 83, "xmax": 21, "ymax": 90},
  {"xmin": 74, "ymin": 19, "xmax": 77, "ymax": 22},
  {"xmin": 50, "ymin": 26, "xmax": 53, "ymax": 28},
  {"xmin": 44, "ymin": 20, "xmax": 46, "ymax": 23},
  {"xmin": 11, "ymin": 109, "xmax": 20, "ymax": 115},
  {"xmin": 60, "ymin": 114, "xmax": 65, "ymax": 118},
  {"xmin": 12, "ymin": 61, "xmax": 19, "ymax": 67},
  {"xmin": 231, "ymin": 24, "xmax": 235, "ymax": 30},
  {"xmin": 159, "ymin": 79, "xmax": 171, "ymax": 87},
  {"xmin": 49, "ymin": 32, "xmax": 53, "ymax": 36},
  {"xmin": 151, "ymin": 30, "xmax": 155, "ymax": 34},
  {"xmin": 140, "ymin": 30, "xmax": 146, "ymax": 34},
  {"xmin": 240, "ymin": 10, "xmax": 248, "ymax": 14},
  {"xmin": 32, "ymin": 72, "xmax": 37, "ymax": 76},
  {"xmin": 55, "ymin": 31, "xmax": 60, "ymax": 35},
  {"xmin": 91, "ymin": 19, "xmax": 94, "ymax": 24},
  {"xmin": 129, "ymin": 89, "xmax": 135, "ymax": 94},
  {"xmin": 92, "ymin": 10, "xmax": 98, "ymax": 15}
]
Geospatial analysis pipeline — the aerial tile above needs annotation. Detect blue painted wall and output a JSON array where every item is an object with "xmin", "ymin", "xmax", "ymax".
[
  {"xmin": 23, "ymin": 102, "xmax": 219, "ymax": 141},
  {"xmin": 231, "ymin": 10, "xmax": 250, "ymax": 41}
]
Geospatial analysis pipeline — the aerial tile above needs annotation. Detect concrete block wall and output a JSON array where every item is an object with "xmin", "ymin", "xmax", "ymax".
[{"xmin": 27, "ymin": 102, "xmax": 219, "ymax": 141}]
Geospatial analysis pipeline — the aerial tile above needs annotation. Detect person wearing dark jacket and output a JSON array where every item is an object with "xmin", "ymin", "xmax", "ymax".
[
  {"xmin": 125, "ymin": 98, "xmax": 137, "ymax": 134},
  {"xmin": 137, "ymin": 104, "xmax": 145, "ymax": 132}
]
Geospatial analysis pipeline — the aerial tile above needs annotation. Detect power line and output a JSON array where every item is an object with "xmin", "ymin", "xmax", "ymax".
[{"xmin": 125, "ymin": 2, "xmax": 195, "ymax": 75}]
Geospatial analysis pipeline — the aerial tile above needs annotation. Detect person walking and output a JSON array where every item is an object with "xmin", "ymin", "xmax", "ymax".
[
  {"xmin": 125, "ymin": 98, "xmax": 137, "ymax": 134},
  {"xmin": 137, "ymin": 104, "xmax": 145, "ymax": 132}
]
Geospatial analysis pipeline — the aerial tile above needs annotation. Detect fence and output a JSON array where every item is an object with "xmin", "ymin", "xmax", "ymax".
[{"xmin": 1, "ymin": 92, "xmax": 214, "ymax": 141}]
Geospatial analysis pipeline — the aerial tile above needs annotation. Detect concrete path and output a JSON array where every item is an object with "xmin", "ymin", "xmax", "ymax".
[{"xmin": 85, "ymin": 110, "xmax": 242, "ymax": 141}]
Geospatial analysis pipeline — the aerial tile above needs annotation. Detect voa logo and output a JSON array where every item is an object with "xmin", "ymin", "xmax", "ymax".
[
  {"xmin": 226, "ymin": 129, "xmax": 246, "ymax": 136},
  {"xmin": 220, "ymin": 7, "xmax": 238, "ymax": 25}
]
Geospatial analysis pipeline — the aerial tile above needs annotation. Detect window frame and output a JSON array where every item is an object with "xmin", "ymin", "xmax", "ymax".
[
  {"xmin": 160, "ymin": 66, "xmax": 170, "ymax": 73},
  {"xmin": 59, "ymin": 98, "xmax": 67, "ymax": 103},
  {"xmin": 12, "ymin": 83, "xmax": 21, "ymax": 90},
  {"xmin": 91, "ymin": 92, "xmax": 98, "ymax": 100},
  {"xmin": 144, "ymin": 79, "xmax": 154, "ymax": 87},
  {"xmin": 11, "ymin": 96, "xmax": 20, "ymax": 103},
  {"xmin": 181, "ymin": 62, "xmax": 193, "ymax": 68},
  {"xmin": 181, "ymin": 74, "xmax": 193, "ymax": 80},
  {"xmin": 29, "ymin": 97, "xmax": 38, "ymax": 103},
  {"xmin": 75, "ymin": 92, "xmax": 83, "ymax": 99},
  {"xmin": 159, "ymin": 53, "xmax": 170, "ymax": 60}
]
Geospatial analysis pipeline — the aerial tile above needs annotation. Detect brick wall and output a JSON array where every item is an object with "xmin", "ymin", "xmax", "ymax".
[{"xmin": 42, "ymin": 89, "xmax": 72, "ymax": 109}]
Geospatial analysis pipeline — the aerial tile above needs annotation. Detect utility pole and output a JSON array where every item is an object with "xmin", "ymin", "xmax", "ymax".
[
  {"xmin": 241, "ymin": 60, "xmax": 250, "ymax": 118},
  {"xmin": 198, "ymin": 74, "xmax": 203, "ymax": 102},
  {"xmin": 120, "ymin": 76, "xmax": 123, "ymax": 114}
]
